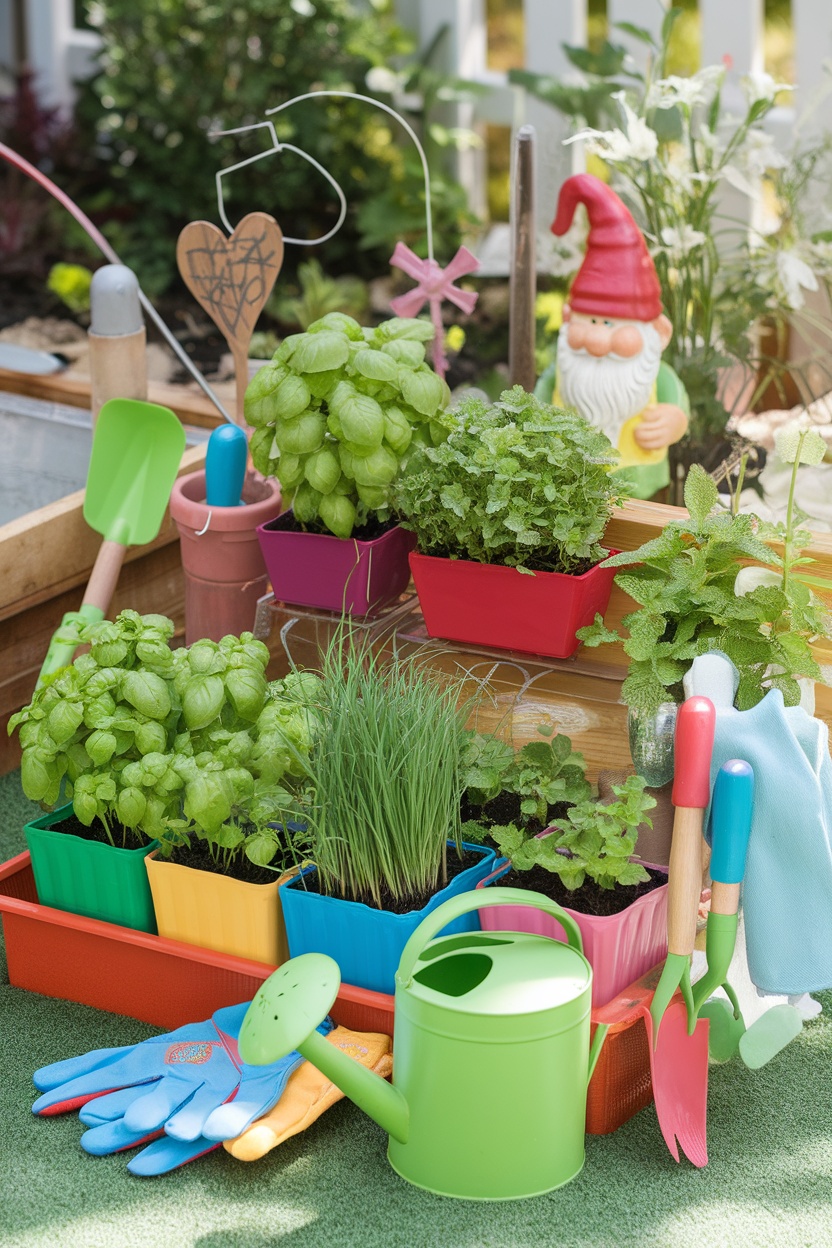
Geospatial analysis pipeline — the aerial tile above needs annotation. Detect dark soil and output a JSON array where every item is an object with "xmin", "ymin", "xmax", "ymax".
[
  {"xmin": 492, "ymin": 863, "xmax": 667, "ymax": 918},
  {"xmin": 293, "ymin": 845, "xmax": 487, "ymax": 914},
  {"xmin": 52, "ymin": 812, "xmax": 148, "ymax": 852},
  {"xmin": 166, "ymin": 837, "xmax": 282, "ymax": 887},
  {"xmin": 261, "ymin": 510, "xmax": 399, "ymax": 543},
  {"xmin": 416, "ymin": 545, "xmax": 597, "ymax": 577},
  {"xmin": 461, "ymin": 791, "xmax": 573, "ymax": 841}
]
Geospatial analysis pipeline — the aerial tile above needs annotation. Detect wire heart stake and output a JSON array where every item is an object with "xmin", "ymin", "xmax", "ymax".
[{"xmin": 177, "ymin": 211, "xmax": 284, "ymax": 425}]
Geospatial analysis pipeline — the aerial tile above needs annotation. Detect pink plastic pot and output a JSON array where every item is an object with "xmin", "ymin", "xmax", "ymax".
[
  {"xmin": 476, "ymin": 858, "xmax": 668, "ymax": 1007},
  {"xmin": 409, "ymin": 550, "xmax": 617, "ymax": 658},
  {"xmin": 257, "ymin": 514, "xmax": 416, "ymax": 616},
  {"xmin": 170, "ymin": 469, "xmax": 282, "ymax": 643}
]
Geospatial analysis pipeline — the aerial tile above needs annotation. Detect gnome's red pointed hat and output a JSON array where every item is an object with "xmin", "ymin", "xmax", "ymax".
[{"xmin": 552, "ymin": 173, "xmax": 662, "ymax": 322}]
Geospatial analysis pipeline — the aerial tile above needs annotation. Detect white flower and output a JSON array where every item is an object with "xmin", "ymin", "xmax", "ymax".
[
  {"xmin": 565, "ymin": 96, "xmax": 657, "ymax": 162},
  {"xmin": 659, "ymin": 224, "xmax": 707, "ymax": 261},
  {"xmin": 741, "ymin": 71, "xmax": 793, "ymax": 106},
  {"xmin": 721, "ymin": 163, "xmax": 760, "ymax": 200},
  {"xmin": 647, "ymin": 66, "xmax": 724, "ymax": 111},
  {"xmin": 741, "ymin": 129, "xmax": 788, "ymax": 177},
  {"xmin": 776, "ymin": 249, "xmax": 819, "ymax": 310}
]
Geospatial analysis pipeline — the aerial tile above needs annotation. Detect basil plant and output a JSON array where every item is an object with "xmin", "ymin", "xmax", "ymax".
[{"xmin": 9, "ymin": 611, "xmax": 324, "ymax": 872}]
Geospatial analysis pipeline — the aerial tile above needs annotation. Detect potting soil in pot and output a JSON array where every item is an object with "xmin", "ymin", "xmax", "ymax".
[
  {"xmin": 265, "ymin": 511, "xmax": 399, "ymax": 543},
  {"xmin": 296, "ymin": 846, "xmax": 483, "ymax": 914},
  {"xmin": 166, "ymin": 839, "xmax": 281, "ymax": 887},
  {"xmin": 53, "ymin": 813, "xmax": 148, "ymax": 852},
  {"xmin": 492, "ymin": 864, "xmax": 667, "ymax": 919}
]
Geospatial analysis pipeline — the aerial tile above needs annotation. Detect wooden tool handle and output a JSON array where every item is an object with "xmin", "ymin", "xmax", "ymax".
[
  {"xmin": 667, "ymin": 806, "xmax": 705, "ymax": 955},
  {"xmin": 88, "ymin": 329, "xmax": 148, "ymax": 427},
  {"xmin": 231, "ymin": 343, "xmax": 250, "ymax": 428},
  {"xmin": 710, "ymin": 881, "xmax": 741, "ymax": 916},
  {"xmin": 83, "ymin": 540, "xmax": 128, "ymax": 613}
]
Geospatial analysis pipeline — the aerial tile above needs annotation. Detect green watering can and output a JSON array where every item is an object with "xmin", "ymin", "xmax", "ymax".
[{"xmin": 239, "ymin": 889, "xmax": 609, "ymax": 1201}]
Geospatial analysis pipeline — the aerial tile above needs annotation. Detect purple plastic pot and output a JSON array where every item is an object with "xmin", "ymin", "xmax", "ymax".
[
  {"xmin": 256, "ymin": 513, "xmax": 416, "ymax": 616},
  {"xmin": 476, "ymin": 855, "xmax": 668, "ymax": 1007}
]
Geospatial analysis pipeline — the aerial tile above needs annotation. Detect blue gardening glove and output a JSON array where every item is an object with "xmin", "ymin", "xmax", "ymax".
[{"xmin": 33, "ymin": 1003, "xmax": 332, "ymax": 1176}]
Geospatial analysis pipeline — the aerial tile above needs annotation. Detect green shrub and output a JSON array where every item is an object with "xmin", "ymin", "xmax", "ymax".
[{"xmin": 74, "ymin": 1, "xmax": 471, "ymax": 292}]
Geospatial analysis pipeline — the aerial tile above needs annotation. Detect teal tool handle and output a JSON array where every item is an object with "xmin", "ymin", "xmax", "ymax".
[
  {"xmin": 710, "ymin": 760, "xmax": 754, "ymax": 884},
  {"xmin": 205, "ymin": 424, "xmax": 247, "ymax": 507},
  {"xmin": 397, "ymin": 887, "xmax": 585, "ymax": 987},
  {"xmin": 37, "ymin": 605, "xmax": 106, "ymax": 688}
]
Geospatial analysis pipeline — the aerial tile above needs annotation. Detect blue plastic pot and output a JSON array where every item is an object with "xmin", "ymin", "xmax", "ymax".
[{"xmin": 279, "ymin": 842, "xmax": 496, "ymax": 994}]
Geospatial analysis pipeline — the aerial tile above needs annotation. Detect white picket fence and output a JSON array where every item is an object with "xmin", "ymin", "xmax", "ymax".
[{"xmin": 404, "ymin": 0, "xmax": 832, "ymax": 272}]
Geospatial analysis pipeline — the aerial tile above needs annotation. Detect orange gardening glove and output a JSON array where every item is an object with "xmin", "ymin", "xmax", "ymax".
[{"xmin": 224, "ymin": 1026, "xmax": 393, "ymax": 1162}]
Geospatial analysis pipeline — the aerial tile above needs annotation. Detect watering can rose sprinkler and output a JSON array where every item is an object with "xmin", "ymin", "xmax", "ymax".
[{"xmin": 239, "ymin": 889, "xmax": 608, "ymax": 1201}]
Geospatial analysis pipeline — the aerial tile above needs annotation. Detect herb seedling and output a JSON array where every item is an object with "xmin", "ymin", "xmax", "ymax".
[{"xmin": 393, "ymin": 386, "xmax": 620, "ymax": 574}]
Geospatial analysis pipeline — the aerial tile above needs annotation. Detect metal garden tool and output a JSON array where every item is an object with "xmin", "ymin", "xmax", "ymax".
[
  {"xmin": 650, "ymin": 695, "xmax": 716, "ymax": 1043},
  {"xmin": 38, "ymin": 398, "xmax": 186, "ymax": 685},
  {"xmin": 240, "ymin": 889, "xmax": 608, "ymax": 1201},
  {"xmin": 594, "ymin": 966, "xmax": 710, "ymax": 1167}
]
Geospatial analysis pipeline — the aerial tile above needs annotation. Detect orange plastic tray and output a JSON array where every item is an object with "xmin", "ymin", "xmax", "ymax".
[{"xmin": 0, "ymin": 851, "xmax": 653, "ymax": 1134}]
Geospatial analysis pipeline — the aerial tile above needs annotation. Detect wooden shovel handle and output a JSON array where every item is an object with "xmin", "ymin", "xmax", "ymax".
[
  {"xmin": 83, "ymin": 540, "xmax": 128, "ymax": 614},
  {"xmin": 666, "ymin": 806, "xmax": 704, "ymax": 956}
]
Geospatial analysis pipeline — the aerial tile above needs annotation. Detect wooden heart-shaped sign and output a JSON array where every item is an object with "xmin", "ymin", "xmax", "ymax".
[{"xmin": 177, "ymin": 211, "xmax": 284, "ymax": 421}]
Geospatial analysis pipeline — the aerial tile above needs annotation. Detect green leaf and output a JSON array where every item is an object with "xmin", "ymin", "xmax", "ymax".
[
  {"xmin": 613, "ymin": 21, "xmax": 657, "ymax": 47},
  {"xmin": 774, "ymin": 425, "xmax": 827, "ymax": 466},
  {"xmin": 352, "ymin": 348, "xmax": 400, "ymax": 383},
  {"xmin": 289, "ymin": 331, "xmax": 350, "ymax": 374},
  {"xmin": 684, "ymin": 464, "xmax": 719, "ymax": 528},
  {"xmin": 399, "ymin": 369, "xmax": 446, "ymax": 417},
  {"xmin": 328, "ymin": 382, "xmax": 385, "ymax": 449}
]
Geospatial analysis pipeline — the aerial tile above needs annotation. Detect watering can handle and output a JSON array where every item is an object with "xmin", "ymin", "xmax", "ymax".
[{"xmin": 397, "ymin": 887, "xmax": 585, "ymax": 987}]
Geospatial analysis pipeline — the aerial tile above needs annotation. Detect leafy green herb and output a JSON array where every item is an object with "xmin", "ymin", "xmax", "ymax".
[
  {"xmin": 492, "ymin": 775, "xmax": 656, "ymax": 892},
  {"xmin": 9, "ymin": 612, "xmax": 324, "ymax": 872},
  {"xmin": 287, "ymin": 633, "xmax": 471, "ymax": 909},
  {"xmin": 393, "ymin": 386, "xmax": 621, "ymax": 574},
  {"xmin": 246, "ymin": 313, "xmax": 449, "ymax": 538},
  {"xmin": 577, "ymin": 463, "xmax": 832, "ymax": 714}
]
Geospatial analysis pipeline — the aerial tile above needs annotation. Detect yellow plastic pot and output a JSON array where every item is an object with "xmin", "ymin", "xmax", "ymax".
[{"xmin": 145, "ymin": 851, "xmax": 293, "ymax": 966}]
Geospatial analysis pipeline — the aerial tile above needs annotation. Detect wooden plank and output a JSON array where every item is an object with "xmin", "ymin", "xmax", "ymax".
[
  {"xmin": 0, "ymin": 443, "xmax": 206, "ymax": 619},
  {"xmin": 0, "ymin": 369, "xmax": 225, "ymax": 428}
]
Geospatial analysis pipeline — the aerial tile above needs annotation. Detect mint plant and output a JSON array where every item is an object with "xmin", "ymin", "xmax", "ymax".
[
  {"xmin": 461, "ymin": 726, "xmax": 592, "ymax": 842},
  {"xmin": 393, "ymin": 386, "xmax": 620, "ymax": 574},
  {"xmin": 245, "ymin": 313, "xmax": 450, "ymax": 539},
  {"xmin": 577, "ymin": 462, "xmax": 832, "ymax": 714},
  {"xmin": 491, "ymin": 775, "xmax": 656, "ymax": 892}
]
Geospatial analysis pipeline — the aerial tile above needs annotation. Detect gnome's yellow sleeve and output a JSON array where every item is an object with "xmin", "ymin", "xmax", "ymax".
[{"xmin": 224, "ymin": 1026, "xmax": 393, "ymax": 1162}]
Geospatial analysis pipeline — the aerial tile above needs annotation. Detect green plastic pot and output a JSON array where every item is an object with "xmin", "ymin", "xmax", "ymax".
[
  {"xmin": 240, "ymin": 887, "xmax": 608, "ymax": 1200},
  {"xmin": 24, "ymin": 804, "xmax": 157, "ymax": 934}
]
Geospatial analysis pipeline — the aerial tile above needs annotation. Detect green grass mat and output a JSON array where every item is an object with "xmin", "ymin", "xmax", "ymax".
[{"xmin": 2, "ymin": 770, "xmax": 831, "ymax": 1248}]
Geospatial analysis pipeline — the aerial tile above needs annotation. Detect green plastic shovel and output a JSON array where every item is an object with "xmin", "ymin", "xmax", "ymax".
[{"xmin": 38, "ymin": 398, "xmax": 186, "ymax": 684}]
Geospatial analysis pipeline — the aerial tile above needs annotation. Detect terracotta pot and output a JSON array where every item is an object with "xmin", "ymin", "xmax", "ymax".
[{"xmin": 170, "ymin": 469, "xmax": 282, "ymax": 642}]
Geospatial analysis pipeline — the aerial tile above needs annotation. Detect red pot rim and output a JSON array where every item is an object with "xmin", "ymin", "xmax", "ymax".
[{"xmin": 409, "ymin": 548, "xmax": 618, "ymax": 583}]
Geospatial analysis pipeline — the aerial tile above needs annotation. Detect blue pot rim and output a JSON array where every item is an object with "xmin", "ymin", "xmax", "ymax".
[{"xmin": 281, "ymin": 840, "xmax": 495, "ymax": 918}]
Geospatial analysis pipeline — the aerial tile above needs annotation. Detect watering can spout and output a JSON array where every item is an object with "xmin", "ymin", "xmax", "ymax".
[{"xmin": 300, "ymin": 1029, "xmax": 410, "ymax": 1144}]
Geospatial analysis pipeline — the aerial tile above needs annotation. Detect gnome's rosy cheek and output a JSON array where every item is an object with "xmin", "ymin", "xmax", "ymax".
[{"xmin": 610, "ymin": 324, "xmax": 643, "ymax": 358}]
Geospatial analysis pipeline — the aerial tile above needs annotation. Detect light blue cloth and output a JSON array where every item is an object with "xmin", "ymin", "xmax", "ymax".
[{"xmin": 704, "ymin": 688, "xmax": 832, "ymax": 995}]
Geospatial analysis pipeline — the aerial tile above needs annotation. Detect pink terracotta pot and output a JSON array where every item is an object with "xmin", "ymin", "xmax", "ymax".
[
  {"xmin": 170, "ymin": 469, "xmax": 282, "ymax": 643},
  {"xmin": 476, "ymin": 858, "xmax": 668, "ymax": 1007}
]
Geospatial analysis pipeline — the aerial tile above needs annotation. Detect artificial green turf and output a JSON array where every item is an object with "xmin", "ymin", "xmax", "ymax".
[{"xmin": 2, "ymin": 768, "xmax": 832, "ymax": 1248}]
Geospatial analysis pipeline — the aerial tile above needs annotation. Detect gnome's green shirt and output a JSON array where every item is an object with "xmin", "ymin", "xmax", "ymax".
[{"xmin": 534, "ymin": 360, "xmax": 689, "ymax": 501}]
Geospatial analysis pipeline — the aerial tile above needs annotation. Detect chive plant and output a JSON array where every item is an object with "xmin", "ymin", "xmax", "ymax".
[{"xmin": 297, "ymin": 639, "xmax": 470, "ymax": 909}]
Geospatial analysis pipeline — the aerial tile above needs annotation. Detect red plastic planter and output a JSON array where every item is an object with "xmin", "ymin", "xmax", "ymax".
[
  {"xmin": 409, "ymin": 550, "xmax": 617, "ymax": 658},
  {"xmin": 0, "ymin": 851, "xmax": 653, "ymax": 1135},
  {"xmin": 257, "ymin": 514, "xmax": 416, "ymax": 616},
  {"xmin": 0, "ymin": 851, "xmax": 393, "ymax": 1035}
]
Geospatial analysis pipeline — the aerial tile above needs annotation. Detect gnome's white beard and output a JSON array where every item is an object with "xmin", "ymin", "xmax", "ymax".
[{"xmin": 557, "ymin": 323, "xmax": 663, "ymax": 444}]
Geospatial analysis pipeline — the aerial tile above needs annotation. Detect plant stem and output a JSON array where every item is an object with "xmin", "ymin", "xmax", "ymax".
[{"xmin": 782, "ymin": 431, "xmax": 804, "ymax": 596}]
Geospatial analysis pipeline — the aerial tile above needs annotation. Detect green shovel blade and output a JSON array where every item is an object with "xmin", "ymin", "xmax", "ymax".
[{"xmin": 83, "ymin": 399, "xmax": 186, "ymax": 546}]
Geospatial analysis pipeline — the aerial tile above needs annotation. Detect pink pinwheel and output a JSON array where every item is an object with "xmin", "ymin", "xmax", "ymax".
[{"xmin": 389, "ymin": 241, "xmax": 479, "ymax": 378}]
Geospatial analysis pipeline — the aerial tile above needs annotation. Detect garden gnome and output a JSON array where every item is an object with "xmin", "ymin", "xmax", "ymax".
[{"xmin": 535, "ymin": 173, "xmax": 689, "ymax": 500}]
